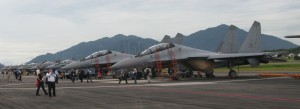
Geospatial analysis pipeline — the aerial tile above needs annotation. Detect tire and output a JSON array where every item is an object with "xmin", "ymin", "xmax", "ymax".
[{"xmin": 229, "ymin": 70, "xmax": 237, "ymax": 78}]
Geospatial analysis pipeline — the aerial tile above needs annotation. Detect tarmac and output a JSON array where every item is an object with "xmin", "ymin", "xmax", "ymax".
[{"xmin": 0, "ymin": 72, "xmax": 299, "ymax": 109}]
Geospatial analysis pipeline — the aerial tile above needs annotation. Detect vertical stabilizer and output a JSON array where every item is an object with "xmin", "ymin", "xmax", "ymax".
[
  {"xmin": 173, "ymin": 33, "xmax": 184, "ymax": 45},
  {"xmin": 217, "ymin": 25, "xmax": 237, "ymax": 53},
  {"xmin": 161, "ymin": 34, "xmax": 184, "ymax": 45},
  {"xmin": 238, "ymin": 21, "xmax": 261, "ymax": 53},
  {"xmin": 161, "ymin": 35, "xmax": 172, "ymax": 43}
]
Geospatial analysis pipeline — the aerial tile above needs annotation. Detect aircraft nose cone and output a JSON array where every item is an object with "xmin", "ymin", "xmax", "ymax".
[
  {"xmin": 111, "ymin": 58, "xmax": 133, "ymax": 70},
  {"xmin": 61, "ymin": 64, "xmax": 72, "ymax": 70},
  {"xmin": 111, "ymin": 60, "xmax": 125, "ymax": 70}
]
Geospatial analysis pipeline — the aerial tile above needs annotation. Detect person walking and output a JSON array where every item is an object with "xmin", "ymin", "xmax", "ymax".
[
  {"xmin": 54, "ymin": 69, "xmax": 59, "ymax": 84},
  {"xmin": 70, "ymin": 69, "xmax": 75, "ymax": 83},
  {"xmin": 35, "ymin": 73, "xmax": 48, "ymax": 96},
  {"xmin": 7, "ymin": 69, "xmax": 12, "ymax": 82},
  {"xmin": 46, "ymin": 69, "xmax": 57, "ymax": 98},
  {"xmin": 79, "ymin": 69, "xmax": 84, "ymax": 83},
  {"xmin": 75, "ymin": 69, "xmax": 79, "ymax": 81},
  {"xmin": 133, "ymin": 68, "xmax": 137, "ymax": 84},
  {"xmin": 118, "ymin": 70, "xmax": 128, "ymax": 84},
  {"xmin": 86, "ymin": 70, "xmax": 93, "ymax": 83},
  {"xmin": 145, "ymin": 68, "xmax": 151, "ymax": 83},
  {"xmin": 17, "ymin": 69, "xmax": 22, "ymax": 81}
]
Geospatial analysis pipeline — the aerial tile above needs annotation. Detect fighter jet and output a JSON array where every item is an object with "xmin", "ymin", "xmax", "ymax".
[
  {"xmin": 46, "ymin": 59, "xmax": 75, "ymax": 69},
  {"xmin": 61, "ymin": 50, "xmax": 134, "ymax": 70},
  {"xmin": 27, "ymin": 61, "xmax": 55, "ymax": 73},
  {"xmin": 111, "ymin": 21, "xmax": 279, "ymax": 78}
]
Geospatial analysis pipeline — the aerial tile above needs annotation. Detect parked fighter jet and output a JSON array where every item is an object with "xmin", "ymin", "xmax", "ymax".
[
  {"xmin": 28, "ymin": 61, "xmax": 55, "ymax": 73},
  {"xmin": 61, "ymin": 50, "xmax": 134, "ymax": 70},
  {"xmin": 46, "ymin": 59, "xmax": 75, "ymax": 69},
  {"xmin": 111, "ymin": 21, "xmax": 280, "ymax": 78}
]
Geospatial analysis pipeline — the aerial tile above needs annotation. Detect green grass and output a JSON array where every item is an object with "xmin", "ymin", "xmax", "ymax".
[{"xmin": 214, "ymin": 60, "xmax": 300, "ymax": 72}]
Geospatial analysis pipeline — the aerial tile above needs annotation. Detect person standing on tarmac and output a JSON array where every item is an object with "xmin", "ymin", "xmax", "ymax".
[
  {"xmin": 54, "ymin": 69, "xmax": 59, "ymax": 84},
  {"xmin": 46, "ymin": 69, "xmax": 57, "ymax": 98},
  {"xmin": 145, "ymin": 68, "xmax": 151, "ymax": 83},
  {"xmin": 70, "ymin": 69, "xmax": 75, "ymax": 83},
  {"xmin": 86, "ymin": 70, "xmax": 93, "ymax": 83},
  {"xmin": 118, "ymin": 70, "xmax": 128, "ymax": 84},
  {"xmin": 133, "ymin": 68, "xmax": 137, "ymax": 84},
  {"xmin": 17, "ymin": 69, "xmax": 22, "ymax": 81},
  {"xmin": 7, "ymin": 69, "xmax": 12, "ymax": 82},
  {"xmin": 79, "ymin": 69, "xmax": 84, "ymax": 83}
]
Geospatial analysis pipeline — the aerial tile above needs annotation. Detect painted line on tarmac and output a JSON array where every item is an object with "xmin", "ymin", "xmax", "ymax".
[
  {"xmin": 0, "ymin": 85, "xmax": 146, "ymax": 90},
  {"xmin": 0, "ymin": 83, "xmax": 35, "ymax": 86},
  {"xmin": 0, "ymin": 77, "xmax": 286, "ymax": 90}
]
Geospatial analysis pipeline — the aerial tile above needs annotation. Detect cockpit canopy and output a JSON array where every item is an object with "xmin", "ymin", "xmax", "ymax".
[
  {"xmin": 84, "ymin": 50, "xmax": 112, "ymax": 60},
  {"xmin": 137, "ymin": 43, "xmax": 175, "ymax": 56},
  {"xmin": 61, "ymin": 59, "xmax": 74, "ymax": 64}
]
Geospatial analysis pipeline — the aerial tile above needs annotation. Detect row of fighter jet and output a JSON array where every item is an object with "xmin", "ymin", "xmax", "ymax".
[{"xmin": 2, "ymin": 21, "xmax": 284, "ymax": 78}]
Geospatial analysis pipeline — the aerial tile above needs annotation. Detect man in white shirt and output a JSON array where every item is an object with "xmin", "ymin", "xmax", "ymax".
[{"xmin": 46, "ymin": 69, "xmax": 56, "ymax": 97}]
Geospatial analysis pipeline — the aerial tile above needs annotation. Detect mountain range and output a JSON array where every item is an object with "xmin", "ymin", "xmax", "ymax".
[{"xmin": 27, "ymin": 24, "xmax": 298, "ymax": 64}]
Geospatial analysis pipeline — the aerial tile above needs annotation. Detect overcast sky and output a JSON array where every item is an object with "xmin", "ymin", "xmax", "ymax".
[{"xmin": 0, "ymin": 0, "xmax": 300, "ymax": 65}]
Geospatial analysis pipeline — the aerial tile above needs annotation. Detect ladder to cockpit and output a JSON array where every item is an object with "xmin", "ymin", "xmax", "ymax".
[
  {"xmin": 155, "ymin": 49, "xmax": 163, "ymax": 78},
  {"xmin": 168, "ymin": 48, "xmax": 178, "ymax": 80},
  {"xmin": 106, "ymin": 54, "xmax": 112, "ymax": 74},
  {"xmin": 95, "ymin": 53, "xmax": 102, "ymax": 79}
]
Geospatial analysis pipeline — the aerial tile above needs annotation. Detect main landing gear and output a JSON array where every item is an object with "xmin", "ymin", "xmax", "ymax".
[
  {"xmin": 228, "ymin": 70, "xmax": 238, "ymax": 78},
  {"xmin": 227, "ymin": 61, "xmax": 238, "ymax": 79}
]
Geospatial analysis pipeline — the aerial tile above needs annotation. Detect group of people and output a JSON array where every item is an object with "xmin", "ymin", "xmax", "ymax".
[
  {"xmin": 117, "ymin": 68, "xmax": 152, "ymax": 84},
  {"xmin": 69, "ymin": 69, "xmax": 93, "ymax": 83},
  {"xmin": 35, "ymin": 69, "xmax": 57, "ymax": 98},
  {"xmin": 4, "ymin": 69, "xmax": 22, "ymax": 82}
]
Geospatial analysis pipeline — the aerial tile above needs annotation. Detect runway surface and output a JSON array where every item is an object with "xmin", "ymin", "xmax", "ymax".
[{"xmin": 0, "ymin": 72, "xmax": 299, "ymax": 109}]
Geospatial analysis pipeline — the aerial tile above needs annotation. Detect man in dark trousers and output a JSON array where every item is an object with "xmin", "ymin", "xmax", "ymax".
[
  {"xmin": 118, "ymin": 70, "xmax": 128, "ymax": 84},
  {"xmin": 86, "ymin": 70, "xmax": 93, "ymax": 83},
  {"xmin": 79, "ymin": 69, "xmax": 84, "ymax": 83},
  {"xmin": 70, "ymin": 69, "xmax": 75, "ymax": 83},
  {"xmin": 46, "ymin": 69, "xmax": 57, "ymax": 98}
]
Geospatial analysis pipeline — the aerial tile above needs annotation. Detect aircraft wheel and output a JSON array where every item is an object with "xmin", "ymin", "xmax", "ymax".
[{"xmin": 228, "ymin": 70, "xmax": 237, "ymax": 78}]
